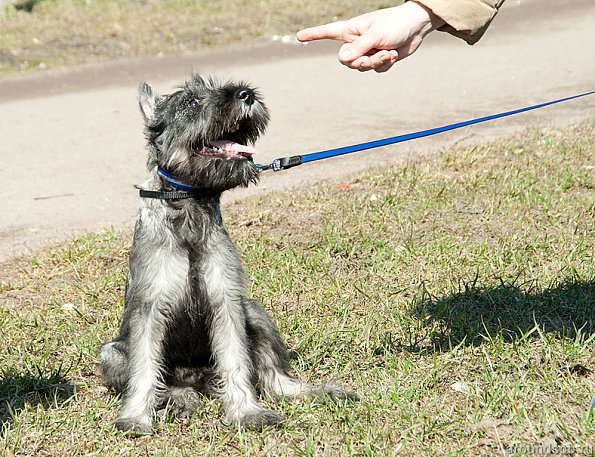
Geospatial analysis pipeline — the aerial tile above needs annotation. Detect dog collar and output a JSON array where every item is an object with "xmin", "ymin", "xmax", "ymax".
[
  {"xmin": 138, "ymin": 168, "xmax": 212, "ymax": 200},
  {"xmin": 157, "ymin": 167, "xmax": 205, "ymax": 192},
  {"xmin": 138, "ymin": 188, "xmax": 209, "ymax": 200}
]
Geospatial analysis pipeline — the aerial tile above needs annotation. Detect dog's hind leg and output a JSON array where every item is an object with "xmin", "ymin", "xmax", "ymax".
[
  {"xmin": 99, "ymin": 339, "xmax": 129, "ymax": 394},
  {"xmin": 245, "ymin": 300, "xmax": 357, "ymax": 402}
]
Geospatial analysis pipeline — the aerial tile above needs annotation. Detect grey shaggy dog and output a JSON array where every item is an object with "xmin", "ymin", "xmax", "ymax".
[{"xmin": 99, "ymin": 74, "xmax": 354, "ymax": 435}]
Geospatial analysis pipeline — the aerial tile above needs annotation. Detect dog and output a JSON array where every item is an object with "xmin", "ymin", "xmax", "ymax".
[{"xmin": 99, "ymin": 74, "xmax": 354, "ymax": 434}]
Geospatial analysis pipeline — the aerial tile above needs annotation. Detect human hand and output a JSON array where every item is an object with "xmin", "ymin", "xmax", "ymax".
[{"xmin": 296, "ymin": 2, "xmax": 445, "ymax": 72}]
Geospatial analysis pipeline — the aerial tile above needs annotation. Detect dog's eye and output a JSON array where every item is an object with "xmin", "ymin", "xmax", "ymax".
[{"xmin": 188, "ymin": 99, "xmax": 199, "ymax": 109}]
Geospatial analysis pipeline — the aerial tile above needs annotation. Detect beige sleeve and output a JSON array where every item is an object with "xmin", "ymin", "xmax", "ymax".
[{"xmin": 417, "ymin": 0, "xmax": 506, "ymax": 44}]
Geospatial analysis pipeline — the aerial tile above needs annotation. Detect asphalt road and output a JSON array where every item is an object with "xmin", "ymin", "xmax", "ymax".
[{"xmin": 0, "ymin": 0, "xmax": 594, "ymax": 261}]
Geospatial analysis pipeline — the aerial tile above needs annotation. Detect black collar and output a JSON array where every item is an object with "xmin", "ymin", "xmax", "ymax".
[
  {"xmin": 138, "ymin": 167, "xmax": 214, "ymax": 200},
  {"xmin": 138, "ymin": 188, "xmax": 212, "ymax": 200}
]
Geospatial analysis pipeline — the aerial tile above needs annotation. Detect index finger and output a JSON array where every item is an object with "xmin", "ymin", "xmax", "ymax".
[{"xmin": 296, "ymin": 21, "xmax": 350, "ymax": 42}]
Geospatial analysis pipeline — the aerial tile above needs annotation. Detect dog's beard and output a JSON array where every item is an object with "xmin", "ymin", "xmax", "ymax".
[{"xmin": 165, "ymin": 148, "xmax": 260, "ymax": 191}]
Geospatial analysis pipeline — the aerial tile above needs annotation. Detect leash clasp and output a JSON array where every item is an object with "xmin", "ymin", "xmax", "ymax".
[
  {"xmin": 272, "ymin": 155, "xmax": 303, "ymax": 172},
  {"xmin": 257, "ymin": 155, "xmax": 303, "ymax": 172}
]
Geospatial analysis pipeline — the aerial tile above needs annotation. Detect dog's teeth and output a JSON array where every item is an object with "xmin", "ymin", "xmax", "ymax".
[{"xmin": 207, "ymin": 144, "xmax": 223, "ymax": 152}]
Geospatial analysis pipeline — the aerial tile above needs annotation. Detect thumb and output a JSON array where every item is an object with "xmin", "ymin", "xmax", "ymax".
[{"xmin": 338, "ymin": 34, "xmax": 378, "ymax": 62}]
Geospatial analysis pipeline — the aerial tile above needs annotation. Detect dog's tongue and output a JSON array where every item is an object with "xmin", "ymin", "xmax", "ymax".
[{"xmin": 211, "ymin": 140, "xmax": 258, "ymax": 158}]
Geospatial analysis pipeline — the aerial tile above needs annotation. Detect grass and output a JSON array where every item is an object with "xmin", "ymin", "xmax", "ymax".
[
  {"xmin": 0, "ymin": 0, "xmax": 386, "ymax": 77},
  {"xmin": 1, "ymin": 122, "xmax": 594, "ymax": 455}
]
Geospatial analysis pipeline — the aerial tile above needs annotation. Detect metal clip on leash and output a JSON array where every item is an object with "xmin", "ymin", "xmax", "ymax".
[{"xmin": 257, "ymin": 155, "xmax": 303, "ymax": 172}]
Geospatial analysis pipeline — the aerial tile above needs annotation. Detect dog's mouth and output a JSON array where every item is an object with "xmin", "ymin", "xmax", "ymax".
[
  {"xmin": 195, "ymin": 140, "xmax": 257, "ymax": 161},
  {"xmin": 193, "ymin": 118, "xmax": 259, "ymax": 161}
]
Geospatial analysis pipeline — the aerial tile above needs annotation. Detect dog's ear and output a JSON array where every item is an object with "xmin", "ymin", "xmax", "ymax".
[{"xmin": 138, "ymin": 82, "xmax": 159, "ymax": 122}]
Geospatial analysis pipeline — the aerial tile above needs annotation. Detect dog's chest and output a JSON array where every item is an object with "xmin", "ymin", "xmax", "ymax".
[
  {"xmin": 136, "ymin": 201, "xmax": 247, "ymax": 310},
  {"xmin": 162, "ymin": 227, "xmax": 247, "ymax": 364},
  {"xmin": 198, "ymin": 229, "xmax": 247, "ymax": 306}
]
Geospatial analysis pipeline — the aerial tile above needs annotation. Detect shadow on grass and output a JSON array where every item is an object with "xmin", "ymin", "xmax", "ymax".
[
  {"xmin": 395, "ymin": 276, "xmax": 594, "ymax": 353},
  {"xmin": 0, "ymin": 366, "xmax": 76, "ymax": 436}
]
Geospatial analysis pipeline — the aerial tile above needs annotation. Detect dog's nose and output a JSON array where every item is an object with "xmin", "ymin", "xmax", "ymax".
[{"xmin": 235, "ymin": 88, "xmax": 255, "ymax": 105}]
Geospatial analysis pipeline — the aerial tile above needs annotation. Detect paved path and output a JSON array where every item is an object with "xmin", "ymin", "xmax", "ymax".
[{"xmin": 1, "ymin": 0, "xmax": 594, "ymax": 261}]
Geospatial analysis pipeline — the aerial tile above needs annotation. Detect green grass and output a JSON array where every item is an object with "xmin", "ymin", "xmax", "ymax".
[
  {"xmin": 0, "ymin": 0, "xmax": 386, "ymax": 77},
  {"xmin": 1, "ymin": 123, "xmax": 594, "ymax": 455}
]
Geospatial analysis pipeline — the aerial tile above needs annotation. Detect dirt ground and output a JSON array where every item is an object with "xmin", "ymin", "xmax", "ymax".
[{"xmin": 0, "ymin": 0, "xmax": 594, "ymax": 261}]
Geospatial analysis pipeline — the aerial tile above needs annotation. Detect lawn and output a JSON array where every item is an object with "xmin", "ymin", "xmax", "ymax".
[
  {"xmin": 0, "ymin": 0, "xmax": 386, "ymax": 77},
  {"xmin": 0, "ymin": 122, "xmax": 594, "ymax": 455}
]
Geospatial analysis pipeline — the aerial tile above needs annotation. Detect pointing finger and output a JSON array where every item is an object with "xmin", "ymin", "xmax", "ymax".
[{"xmin": 296, "ymin": 21, "xmax": 350, "ymax": 42}]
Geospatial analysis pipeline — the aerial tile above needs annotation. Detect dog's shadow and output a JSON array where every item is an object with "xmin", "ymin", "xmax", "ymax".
[
  {"xmin": 0, "ymin": 366, "xmax": 76, "ymax": 436},
  {"xmin": 381, "ymin": 276, "xmax": 595, "ymax": 354}
]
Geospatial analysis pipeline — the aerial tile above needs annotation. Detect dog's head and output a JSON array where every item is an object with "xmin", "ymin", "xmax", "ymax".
[{"xmin": 139, "ymin": 74, "xmax": 269, "ymax": 191}]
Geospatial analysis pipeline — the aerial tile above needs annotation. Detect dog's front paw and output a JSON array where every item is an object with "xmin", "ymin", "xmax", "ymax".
[
  {"xmin": 239, "ymin": 409, "xmax": 284, "ymax": 431},
  {"xmin": 115, "ymin": 418, "xmax": 153, "ymax": 436}
]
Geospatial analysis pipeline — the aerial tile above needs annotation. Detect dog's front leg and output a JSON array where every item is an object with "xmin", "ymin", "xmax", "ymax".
[
  {"xmin": 114, "ymin": 239, "xmax": 189, "ymax": 435},
  {"xmin": 204, "ymin": 239, "xmax": 283, "ymax": 430},
  {"xmin": 114, "ymin": 301, "xmax": 166, "ymax": 435}
]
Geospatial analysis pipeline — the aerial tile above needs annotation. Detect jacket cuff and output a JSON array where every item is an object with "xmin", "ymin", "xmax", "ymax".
[{"xmin": 415, "ymin": 0, "xmax": 503, "ymax": 45}]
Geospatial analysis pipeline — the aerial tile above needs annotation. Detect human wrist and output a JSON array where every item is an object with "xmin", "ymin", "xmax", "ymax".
[{"xmin": 405, "ymin": 0, "xmax": 446, "ymax": 35}]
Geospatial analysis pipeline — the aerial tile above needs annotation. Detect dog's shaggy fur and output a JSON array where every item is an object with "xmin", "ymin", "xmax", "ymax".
[{"xmin": 99, "ymin": 75, "xmax": 354, "ymax": 434}]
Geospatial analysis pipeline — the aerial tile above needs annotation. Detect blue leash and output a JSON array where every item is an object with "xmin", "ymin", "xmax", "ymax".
[{"xmin": 256, "ymin": 90, "xmax": 595, "ymax": 172}]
